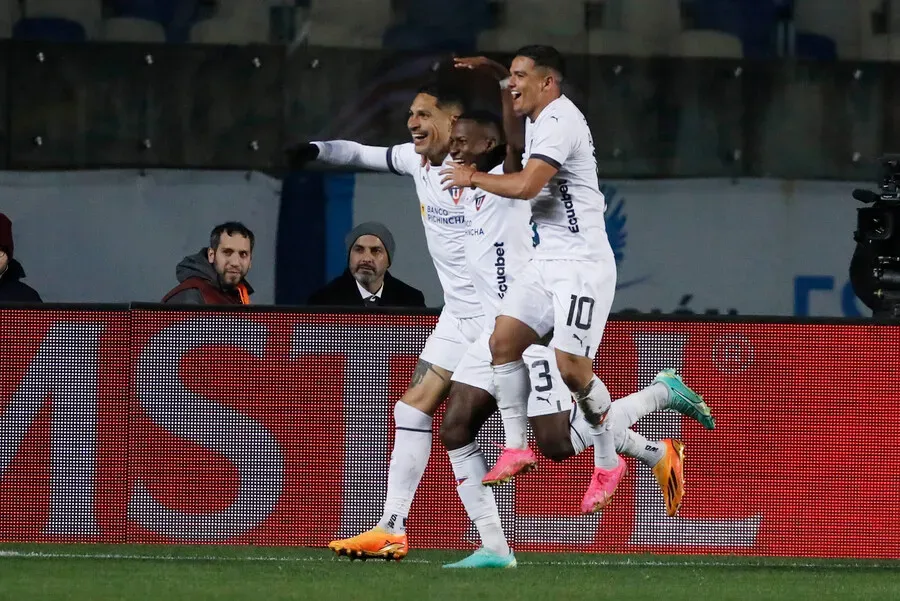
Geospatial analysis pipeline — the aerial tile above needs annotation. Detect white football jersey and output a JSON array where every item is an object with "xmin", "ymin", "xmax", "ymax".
[
  {"xmin": 388, "ymin": 143, "xmax": 482, "ymax": 318},
  {"xmin": 461, "ymin": 164, "xmax": 534, "ymax": 329},
  {"xmin": 524, "ymin": 95, "xmax": 613, "ymax": 262}
]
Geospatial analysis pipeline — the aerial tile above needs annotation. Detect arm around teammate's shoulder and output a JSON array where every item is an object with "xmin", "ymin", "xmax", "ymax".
[{"xmin": 472, "ymin": 157, "xmax": 558, "ymax": 200}]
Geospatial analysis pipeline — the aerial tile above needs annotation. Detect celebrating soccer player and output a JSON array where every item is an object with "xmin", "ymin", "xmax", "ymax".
[
  {"xmin": 440, "ymin": 46, "xmax": 712, "ymax": 514},
  {"xmin": 438, "ymin": 107, "xmax": 714, "ymax": 567}
]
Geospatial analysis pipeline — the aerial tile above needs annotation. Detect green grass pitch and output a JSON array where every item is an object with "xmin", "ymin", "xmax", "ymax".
[{"xmin": 0, "ymin": 544, "xmax": 898, "ymax": 601}]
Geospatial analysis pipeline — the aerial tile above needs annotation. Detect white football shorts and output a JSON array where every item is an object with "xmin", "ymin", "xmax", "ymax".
[
  {"xmin": 451, "ymin": 331, "xmax": 573, "ymax": 417},
  {"xmin": 500, "ymin": 258, "xmax": 616, "ymax": 359},
  {"xmin": 419, "ymin": 309, "xmax": 484, "ymax": 372}
]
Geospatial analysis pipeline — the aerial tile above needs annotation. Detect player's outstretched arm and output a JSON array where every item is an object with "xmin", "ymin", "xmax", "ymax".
[
  {"xmin": 287, "ymin": 140, "xmax": 395, "ymax": 173},
  {"xmin": 440, "ymin": 158, "xmax": 557, "ymax": 200}
]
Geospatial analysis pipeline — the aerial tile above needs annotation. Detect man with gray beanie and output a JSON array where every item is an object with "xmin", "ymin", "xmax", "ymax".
[{"xmin": 307, "ymin": 221, "xmax": 425, "ymax": 308}]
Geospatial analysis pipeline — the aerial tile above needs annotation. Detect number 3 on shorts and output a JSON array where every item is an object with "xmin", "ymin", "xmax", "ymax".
[{"xmin": 566, "ymin": 295, "xmax": 595, "ymax": 330}]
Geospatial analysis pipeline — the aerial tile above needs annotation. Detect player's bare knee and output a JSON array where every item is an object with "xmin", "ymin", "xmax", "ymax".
[
  {"xmin": 531, "ymin": 414, "xmax": 575, "ymax": 462},
  {"xmin": 488, "ymin": 331, "xmax": 512, "ymax": 364},
  {"xmin": 489, "ymin": 332, "xmax": 530, "ymax": 365},
  {"xmin": 537, "ymin": 437, "xmax": 573, "ymax": 462},
  {"xmin": 555, "ymin": 353, "xmax": 592, "ymax": 392},
  {"xmin": 438, "ymin": 410, "xmax": 474, "ymax": 450},
  {"xmin": 398, "ymin": 389, "xmax": 441, "ymax": 416}
]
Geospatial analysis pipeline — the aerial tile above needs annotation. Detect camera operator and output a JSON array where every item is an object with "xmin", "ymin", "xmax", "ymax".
[{"xmin": 849, "ymin": 156, "xmax": 900, "ymax": 319}]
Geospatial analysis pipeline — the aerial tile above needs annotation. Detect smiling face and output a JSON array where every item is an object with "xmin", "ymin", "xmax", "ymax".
[
  {"xmin": 407, "ymin": 92, "xmax": 460, "ymax": 163},
  {"xmin": 507, "ymin": 55, "xmax": 560, "ymax": 119},
  {"xmin": 449, "ymin": 119, "xmax": 498, "ymax": 166}
]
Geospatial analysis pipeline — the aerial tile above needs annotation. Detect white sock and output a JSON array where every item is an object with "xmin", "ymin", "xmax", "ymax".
[
  {"xmin": 493, "ymin": 360, "xmax": 530, "ymax": 450},
  {"xmin": 615, "ymin": 429, "xmax": 665, "ymax": 467},
  {"xmin": 379, "ymin": 402, "xmax": 432, "ymax": 534},
  {"xmin": 574, "ymin": 375, "xmax": 618, "ymax": 469},
  {"xmin": 612, "ymin": 383, "xmax": 669, "ymax": 426},
  {"xmin": 602, "ymin": 382, "xmax": 668, "ymax": 437},
  {"xmin": 448, "ymin": 442, "xmax": 510, "ymax": 556},
  {"xmin": 568, "ymin": 402, "xmax": 592, "ymax": 455},
  {"xmin": 577, "ymin": 392, "xmax": 666, "ymax": 467}
]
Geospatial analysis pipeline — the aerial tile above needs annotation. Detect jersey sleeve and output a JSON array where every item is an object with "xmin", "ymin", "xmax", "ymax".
[
  {"xmin": 386, "ymin": 143, "xmax": 420, "ymax": 176},
  {"xmin": 312, "ymin": 140, "xmax": 419, "ymax": 176},
  {"xmin": 528, "ymin": 113, "xmax": 574, "ymax": 170},
  {"xmin": 312, "ymin": 140, "xmax": 392, "ymax": 172}
]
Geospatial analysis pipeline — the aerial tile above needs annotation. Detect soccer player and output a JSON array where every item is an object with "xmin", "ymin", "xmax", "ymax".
[
  {"xmin": 441, "ymin": 46, "xmax": 679, "ymax": 513},
  {"xmin": 438, "ymin": 111, "xmax": 714, "ymax": 568},
  {"xmin": 294, "ymin": 82, "xmax": 491, "ymax": 561}
]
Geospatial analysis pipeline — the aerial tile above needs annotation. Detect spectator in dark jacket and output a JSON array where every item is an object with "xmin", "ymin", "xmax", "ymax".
[
  {"xmin": 162, "ymin": 222, "xmax": 254, "ymax": 305},
  {"xmin": 308, "ymin": 221, "xmax": 426, "ymax": 308},
  {"xmin": 0, "ymin": 213, "xmax": 42, "ymax": 303}
]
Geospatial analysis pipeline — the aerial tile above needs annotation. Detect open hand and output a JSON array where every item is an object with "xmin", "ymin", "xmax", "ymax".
[
  {"xmin": 440, "ymin": 162, "xmax": 477, "ymax": 190},
  {"xmin": 453, "ymin": 56, "xmax": 510, "ymax": 80},
  {"xmin": 285, "ymin": 142, "xmax": 320, "ymax": 169}
]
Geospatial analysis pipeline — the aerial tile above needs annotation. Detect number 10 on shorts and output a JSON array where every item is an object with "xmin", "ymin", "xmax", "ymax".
[{"xmin": 566, "ymin": 295, "xmax": 595, "ymax": 330}]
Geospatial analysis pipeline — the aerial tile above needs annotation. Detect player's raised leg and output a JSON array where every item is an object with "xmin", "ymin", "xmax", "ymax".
[
  {"xmin": 440, "ymin": 382, "xmax": 517, "ymax": 569},
  {"xmin": 481, "ymin": 314, "xmax": 541, "ymax": 485},
  {"xmin": 327, "ymin": 359, "xmax": 450, "ymax": 560},
  {"xmin": 526, "ymin": 349, "xmax": 688, "ymax": 516},
  {"xmin": 548, "ymin": 382, "xmax": 699, "ymax": 517},
  {"xmin": 531, "ymin": 403, "xmax": 685, "ymax": 515},
  {"xmin": 535, "ymin": 253, "xmax": 627, "ymax": 514}
]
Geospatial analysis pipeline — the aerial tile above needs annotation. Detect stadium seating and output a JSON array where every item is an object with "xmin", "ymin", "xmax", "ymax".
[
  {"xmin": 477, "ymin": 0, "xmax": 589, "ymax": 54},
  {"xmin": 23, "ymin": 0, "xmax": 102, "ymax": 38},
  {"xmin": 472, "ymin": 0, "xmax": 743, "ymax": 58},
  {"xmin": 101, "ymin": 16, "xmax": 167, "ymax": 42},
  {"xmin": 791, "ymin": 0, "xmax": 856, "ymax": 58},
  {"xmin": 674, "ymin": 29, "xmax": 744, "ymax": 57},
  {"xmin": 0, "ymin": 0, "xmax": 20, "ymax": 38},
  {"xmin": 305, "ymin": 0, "xmax": 392, "ymax": 48},
  {"xmin": 13, "ymin": 17, "xmax": 87, "ymax": 42},
  {"xmin": 0, "ymin": 0, "xmax": 868, "ymax": 62},
  {"xmin": 382, "ymin": 0, "xmax": 489, "ymax": 52},
  {"xmin": 190, "ymin": 17, "xmax": 269, "ymax": 44},
  {"xmin": 859, "ymin": 0, "xmax": 900, "ymax": 61},
  {"xmin": 687, "ymin": 0, "xmax": 777, "ymax": 58},
  {"xmin": 190, "ymin": 0, "xmax": 270, "ymax": 44},
  {"xmin": 588, "ymin": 0, "xmax": 744, "ymax": 57},
  {"xmin": 793, "ymin": 31, "xmax": 838, "ymax": 60},
  {"xmin": 111, "ymin": 0, "xmax": 169, "ymax": 22}
]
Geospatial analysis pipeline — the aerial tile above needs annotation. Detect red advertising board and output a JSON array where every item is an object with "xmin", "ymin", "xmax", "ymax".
[{"xmin": 1, "ymin": 308, "xmax": 898, "ymax": 559}]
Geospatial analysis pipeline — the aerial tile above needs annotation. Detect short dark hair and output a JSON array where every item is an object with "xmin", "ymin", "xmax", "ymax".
[
  {"xmin": 458, "ymin": 110, "xmax": 504, "ymax": 141},
  {"xmin": 417, "ymin": 82, "xmax": 469, "ymax": 113},
  {"xmin": 210, "ymin": 221, "xmax": 255, "ymax": 251},
  {"xmin": 458, "ymin": 109, "xmax": 503, "ymax": 130},
  {"xmin": 458, "ymin": 110, "xmax": 507, "ymax": 169},
  {"xmin": 515, "ymin": 45, "xmax": 566, "ymax": 81}
]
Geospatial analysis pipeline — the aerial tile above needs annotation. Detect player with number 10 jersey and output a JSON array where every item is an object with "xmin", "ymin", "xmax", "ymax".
[{"xmin": 441, "ymin": 45, "xmax": 635, "ymax": 513}]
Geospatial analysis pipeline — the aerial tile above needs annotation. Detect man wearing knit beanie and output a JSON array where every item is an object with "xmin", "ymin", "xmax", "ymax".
[
  {"xmin": 308, "ymin": 221, "xmax": 425, "ymax": 308},
  {"xmin": 0, "ymin": 213, "xmax": 42, "ymax": 303}
]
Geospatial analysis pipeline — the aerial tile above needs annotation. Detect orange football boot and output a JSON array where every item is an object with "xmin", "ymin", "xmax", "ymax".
[
  {"xmin": 327, "ymin": 527, "xmax": 408, "ymax": 561},
  {"xmin": 652, "ymin": 439, "xmax": 685, "ymax": 517}
]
